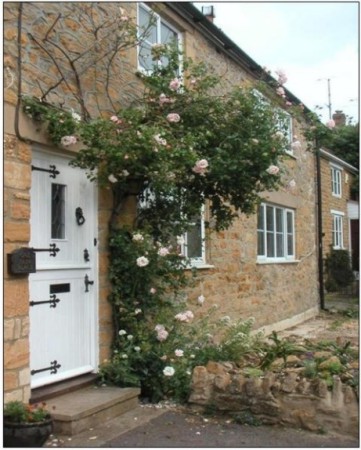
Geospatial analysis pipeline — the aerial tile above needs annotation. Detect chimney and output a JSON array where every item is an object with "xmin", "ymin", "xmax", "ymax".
[
  {"xmin": 332, "ymin": 110, "xmax": 346, "ymax": 127},
  {"xmin": 201, "ymin": 5, "xmax": 215, "ymax": 23}
]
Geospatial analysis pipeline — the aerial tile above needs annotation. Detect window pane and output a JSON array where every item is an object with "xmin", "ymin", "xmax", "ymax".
[
  {"xmin": 266, "ymin": 232, "xmax": 275, "ymax": 257},
  {"xmin": 139, "ymin": 6, "xmax": 157, "ymax": 43},
  {"xmin": 286, "ymin": 211, "xmax": 294, "ymax": 256},
  {"xmin": 161, "ymin": 23, "xmax": 177, "ymax": 45},
  {"xmin": 287, "ymin": 211, "xmax": 293, "ymax": 233},
  {"xmin": 276, "ymin": 233, "xmax": 284, "ymax": 257},
  {"xmin": 51, "ymin": 184, "xmax": 65, "ymax": 239},
  {"xmin": 276, "ymin": 208, "xmax": 283, "ymax": 232},
  {"xmin": 266, "ymin": 206, "xmax": 274, "ymax": 231},
  {"xmin": 186, "ymin": 221, "xmax": 202, "ymax": 258},
  {"xmin": 257, "ymin": 205, "xmax": 264, "ymax": 230},
  {"xmin": 287, "ymin": 234, "xmax": 294, "ymax": 256},
  {"xmin": 139, "ymin": 43, "xmax": 153, "ymax": 70},
  {"xmin": 257, "ymin": 231, "xmax": 265, "ymax": 256}
]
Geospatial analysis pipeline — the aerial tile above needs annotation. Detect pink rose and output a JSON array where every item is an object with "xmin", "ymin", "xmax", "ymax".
[
  {"xmin": 192, "ymin": 159, "xmax": 209, "ymax": 175},
  {"xmin": 108, "ymin": 174, "xmax": 118, "ymax": 183},
  {"xmin": 158, "ymin": 247, "xmax": 170, "ymax": 257},
  {"xmin": 275, "ymin": 69, "xmax": 287, "ymax": 85},
  {"xmin": 169, "ymin": 78, "xmax": 181, "ymax": 91},
  {"xmin": 326, "ymin": 119, "xmax": 336, "ymax": 129},
  {"xmin": 266, "ymin": 165, "xmax": 280, "ymax": 175},
  {"xmin": 110, "ymin": 115, "xmax": 122, "ymax": 125},
  {"xmin": 156, "ymin": 329, "xmax": 169, "ymax": 342},
  {"xmin": 276, "ymin": 87, "xmax": 286, "ymax": 97},
  {"xmin": 159, "ymin": 93, "xmax": 172, "ymax": 105},
  {"xmin": 175, "ymin": 310, "xmax": 194, "ymax": 323},
  {"xmin": 61, "ymin": 135, "xmax": 77, "ymax": 146},
  {"xmin": 154, "ymin": 134, "xmax": 167, "ymax": 146},
  {"xmin": 167, "ymin": 113, "xmax": 180, "ymax": 123},
  {"xmin": 136, "ymin": 256, "xmax": 149, "ymax": 267}
]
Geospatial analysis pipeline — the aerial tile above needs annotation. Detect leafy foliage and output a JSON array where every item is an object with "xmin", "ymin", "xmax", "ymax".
[
  {"xmin": 23, "ymin": 44, "xmax": 289, "ymax": 234},
  {"xmin": 325, "ymin": 248, "xmax": 354, "ymax": 291},
  {"xmin": 4, "ymin": 401, "xmax": 50, "ymax": 424}
]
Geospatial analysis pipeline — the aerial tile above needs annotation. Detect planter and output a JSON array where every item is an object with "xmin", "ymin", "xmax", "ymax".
[{"xmin": 4, "ymin": 418, "xmax": 53, "ymax": 448}]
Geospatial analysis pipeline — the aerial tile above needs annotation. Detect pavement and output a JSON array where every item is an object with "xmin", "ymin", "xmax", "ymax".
[
  {"xmin": 45, "ymin": 307, "xmax": 359, "ymax": 449},
  {"xmin": 47, "ymin": 404, "xmax": 359, "ymax": 448}
]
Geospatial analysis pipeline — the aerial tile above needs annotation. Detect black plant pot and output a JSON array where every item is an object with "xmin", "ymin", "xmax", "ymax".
[{"xmin": 4, "ymin": 418, "xmax": 53, "ymax": 448}]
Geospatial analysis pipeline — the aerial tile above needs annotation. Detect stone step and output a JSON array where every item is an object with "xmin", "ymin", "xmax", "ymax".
[
  {"xmin": 46, "ymin": 385, "xmax": 140, "ymax": 436},
  {"xmin": 31, "ymin": 373, "xmax": 98, "ymax": 404}
]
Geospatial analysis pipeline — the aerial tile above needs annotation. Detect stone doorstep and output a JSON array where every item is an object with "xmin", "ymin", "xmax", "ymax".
[
  {"xmin": 46, "ymin": 386, "xmax": 141, "ymax": 436},
  {"xmin": 50, "ymin": 405, "xmax": 168, "ymax": 448}
]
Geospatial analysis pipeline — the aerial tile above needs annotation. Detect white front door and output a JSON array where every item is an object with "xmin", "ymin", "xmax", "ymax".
[{"xmin": 29, "ymin": 149, "xmax": 98, "ymax": 388}]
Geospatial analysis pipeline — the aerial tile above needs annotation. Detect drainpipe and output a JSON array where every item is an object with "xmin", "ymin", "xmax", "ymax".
[{"xmin": 316, "ymin": 145, "xmax": 325, "ymax": 310}]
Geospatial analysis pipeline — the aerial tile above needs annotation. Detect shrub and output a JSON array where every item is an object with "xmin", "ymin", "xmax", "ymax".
[{"xmin": 325, "ymin": 248, "xmax": 354, "ymax": 291}]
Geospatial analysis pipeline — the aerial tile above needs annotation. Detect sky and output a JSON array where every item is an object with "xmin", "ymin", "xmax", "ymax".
[{"xmin": 195, "ymin": 1, "xmax": 359, "ymax": 124}]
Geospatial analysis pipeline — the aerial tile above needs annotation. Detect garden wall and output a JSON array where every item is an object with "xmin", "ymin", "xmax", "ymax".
[{"xmin": 189, "ymin": 362, "xmax": 359, "ymax": 437}]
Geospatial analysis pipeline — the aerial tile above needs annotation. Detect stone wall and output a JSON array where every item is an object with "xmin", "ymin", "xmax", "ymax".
[
  {"xmin": 4, "ymin": 133, "xmax": 32, "ymax": 403},
  {"xmin": 189, "ymin": 362, "xmax": 359, "ymax": 436}
]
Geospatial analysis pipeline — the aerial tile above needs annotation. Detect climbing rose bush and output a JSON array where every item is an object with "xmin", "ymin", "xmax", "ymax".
[
  {"xmin": 22, "ymin": 44, "xmax": 296, "ymax": 402},
  {"xmin": 23, "ymin": 44, "xmax": 290, "ymax": 235}
]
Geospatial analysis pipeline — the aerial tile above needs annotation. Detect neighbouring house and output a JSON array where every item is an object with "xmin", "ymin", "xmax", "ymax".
[
  {"xmin": 318, "ymin": 147, "xmax": 359, "ymax": 275},
  {"xmin": 4, "ymin": 1, "xmax": 320, "ymax": 404}
]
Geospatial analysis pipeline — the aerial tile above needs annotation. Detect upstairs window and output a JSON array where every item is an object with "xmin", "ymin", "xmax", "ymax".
[
  {"xmin": 257, "ymin": 203, "xmax": 295, "ymax": 262},
  {"xmin": 276, "ymin": 110, "xmax": 293, "ymax": 154},
  {"xmin": 331, "ymin": 166, "xmax": 342, "ymax": 197},
  {"xmin": 138, "ymin": 3, "xmax": 180, "ymax": 73}
]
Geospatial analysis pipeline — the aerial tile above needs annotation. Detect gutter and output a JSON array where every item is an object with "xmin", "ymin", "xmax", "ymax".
[{"xmin": 316, "ymin": 146, "xmax": 325, "ymax": 310}]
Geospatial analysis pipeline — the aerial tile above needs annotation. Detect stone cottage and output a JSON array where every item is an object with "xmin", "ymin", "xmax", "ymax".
[
  {"xmin": 4, "ymin": 2, "xmax": 319, "ymax": 403},
  {"xmin": 318, "ymin": 146, "xmax": 359, "ymax": 275}
]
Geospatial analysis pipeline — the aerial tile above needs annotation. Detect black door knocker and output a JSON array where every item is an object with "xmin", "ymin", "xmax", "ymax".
[{"xmin": 75, "ymin": 207, "xmax": 85, "ymax": 225}]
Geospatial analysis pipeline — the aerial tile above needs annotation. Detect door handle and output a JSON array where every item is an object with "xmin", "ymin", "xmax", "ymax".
[
  {"xmin": 84, "ymin": 274, "xmax": 94, "ymax": 292},
  {"xmin": 75, "ymin": 207, "xmax": 86, "ymax": 225}
]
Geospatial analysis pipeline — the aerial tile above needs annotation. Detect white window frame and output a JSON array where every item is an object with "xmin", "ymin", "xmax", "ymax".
[
  {"xmin": 181, "ymin": 206, "xmax": 207, "ymax": 267},
  {"xmin": 137, "ymin": 3, "xmax": 182, "ymax": 74},
  {"xmin": 331, "ymin": 210, "xmax": 344, "ymax": 249},
  {"xmin": 257, "ymin": 203, "xmax": 295, "ymax": 263},
  {"xmin": 331, "ymin": 164, "xmax": 342, "ymax": 198}
]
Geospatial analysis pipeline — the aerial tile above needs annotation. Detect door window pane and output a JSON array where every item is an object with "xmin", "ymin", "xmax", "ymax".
[{"xmin": 51, "ymin": 184, "xmax": 66, "ymax": 239}]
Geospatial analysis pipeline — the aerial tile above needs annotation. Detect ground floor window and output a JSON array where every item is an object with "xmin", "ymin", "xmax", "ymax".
[
  {"xmin": 331, "ymin": 211, "xmax": 344, "ymax": 249},
  {"xmin": 257, "ymin": 203, "xmax": 295, "ymax": 262},
  {"xmin": 179, "ymin": 207, "xmax": 206, "ymax": 267}
]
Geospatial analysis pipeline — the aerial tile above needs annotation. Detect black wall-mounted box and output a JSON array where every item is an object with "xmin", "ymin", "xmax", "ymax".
[{"xmin": 8, "ymin": 248, "xmax": 36, "ymax": 275}]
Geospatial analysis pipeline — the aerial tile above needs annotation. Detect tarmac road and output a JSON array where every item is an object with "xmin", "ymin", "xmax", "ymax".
[{"xmin": 104, "ymin": 410, "xmax": 359, "ymax": 448}]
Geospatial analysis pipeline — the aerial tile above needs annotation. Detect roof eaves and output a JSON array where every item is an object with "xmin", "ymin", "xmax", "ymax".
[{"xmin": 320, "ymin": 148, "xmax": 359, "ymax": 173}]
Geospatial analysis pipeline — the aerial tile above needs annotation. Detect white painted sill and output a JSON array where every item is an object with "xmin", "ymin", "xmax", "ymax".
[
  {"xmin": 257, "ymin": 260, "xmax": 300, "ymax": 265},
  {"xmin": 184, "ymin": 264, "xmax": 215, "ymax": 270}
]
